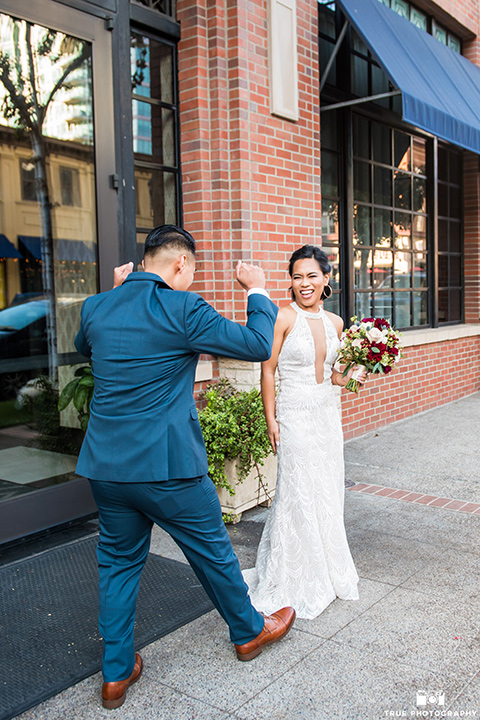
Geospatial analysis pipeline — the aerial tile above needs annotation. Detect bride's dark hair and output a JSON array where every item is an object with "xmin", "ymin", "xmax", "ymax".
[{"xmin": 288, "ymin": 245, "xmax": 332, "ymax": 301}]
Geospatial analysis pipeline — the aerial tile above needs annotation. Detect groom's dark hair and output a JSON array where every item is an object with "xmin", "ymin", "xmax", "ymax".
[{"xmin": 144, "ymin": 224, "xmax": 196, "ymax": 260}]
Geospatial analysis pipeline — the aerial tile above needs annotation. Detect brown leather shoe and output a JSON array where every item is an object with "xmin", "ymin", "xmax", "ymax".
[
  {"xmin": 101, "ymin": 653, "xmax": 143, "ymax": 709},
  {"xmin": 235, "ymin": 607, "xmax": 296, "ymax": 661}
]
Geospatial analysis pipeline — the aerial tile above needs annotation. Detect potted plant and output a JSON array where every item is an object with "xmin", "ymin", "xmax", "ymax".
[
  {"xmin": 198, "ymin": 380, "xmax": 277, "ymax": 522},
  {"xmin": 58, "ymin": 371, "xmax": 277, "ymax": 523},
  {"xmin": 58, "ymin": 365, "xmax": 94, "ymax": 431}
]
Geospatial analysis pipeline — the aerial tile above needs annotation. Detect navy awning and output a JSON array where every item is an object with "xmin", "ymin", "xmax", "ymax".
[
  {"xmin": 334, "ymin": 0, "xmax": 480, "ymax": 154},
  {"xmin": 18, "ymin": 236, "xmax": 96, "ymax": 263},
  {"xmin": 0, "ymin": 234, "xmax": 22, "ymax": 259}
]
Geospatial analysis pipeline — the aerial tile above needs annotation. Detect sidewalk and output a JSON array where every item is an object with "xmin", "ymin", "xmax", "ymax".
[{"xmin": 16, "ymin": 392, "xmax": 480, "ymax": 720}]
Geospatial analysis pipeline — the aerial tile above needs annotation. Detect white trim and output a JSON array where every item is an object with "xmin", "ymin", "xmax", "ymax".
[
  {"xmin": 195, "ymin": 360, "xmax": 213, "ymax": 383},
  {"xmin": 401, "ymin": 324, "xmax": 480, "ymax": 348},
  {"xmin": 268, "ymin": 0, "xmax": 299, "ymax": 121}
]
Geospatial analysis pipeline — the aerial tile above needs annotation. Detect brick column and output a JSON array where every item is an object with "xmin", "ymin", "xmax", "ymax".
[{"xmin": 177, "ymin": 0, "xmax": 322, "ymax": 317}]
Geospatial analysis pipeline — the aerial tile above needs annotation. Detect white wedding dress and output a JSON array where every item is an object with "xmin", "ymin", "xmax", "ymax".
[{"xmin": 243, "ymin": 302, "xmax": 359, "ymax": 619}]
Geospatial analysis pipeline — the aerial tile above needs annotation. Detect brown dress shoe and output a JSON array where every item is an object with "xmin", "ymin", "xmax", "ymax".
[
  {"xmin": 102, "ymin": 653, "xmax": 143, "ymax": 709},
  {"xmin": 235, "ymin": 606, "xmax": 296, "ymax": 661}
]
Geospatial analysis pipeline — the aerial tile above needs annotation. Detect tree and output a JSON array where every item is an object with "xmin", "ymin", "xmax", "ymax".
[{"xmin": 0, "ymin": 16, "xmax": 90, "ymax": 381}]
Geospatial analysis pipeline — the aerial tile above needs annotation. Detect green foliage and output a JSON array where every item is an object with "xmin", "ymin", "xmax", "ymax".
[
  {"xmin": 58, "ymin": 365, "xmax": 93, "ymax": 432},
  {"xmin": 221, "ymin": 511, "xmax": 238, "ymax": 524},
  {"xmin": 198, "ymin": 380, "xmax": 273, "ymax": 495}
]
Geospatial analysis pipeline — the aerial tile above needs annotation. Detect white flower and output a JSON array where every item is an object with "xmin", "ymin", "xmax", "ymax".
[
  {"xmin": 366, "ymin": 327, "xmax": 387, "ymax": 343},
  {"xmin": 352, "ymin": 338, "xmax": 363, "ymax": 349}
]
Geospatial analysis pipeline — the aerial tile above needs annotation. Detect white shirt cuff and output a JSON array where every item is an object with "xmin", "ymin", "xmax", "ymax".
[{"xmin": 247, "ymin": 288, "xmax": 270, "ymax": 299}]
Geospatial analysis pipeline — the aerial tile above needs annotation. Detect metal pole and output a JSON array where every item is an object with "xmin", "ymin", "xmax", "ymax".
[
  {"xmin": 319, "ymin": 20, "xmax": 349, "ymax": 94},
  {"xmin": 321, "ymin": 90, "xmax": 401, "ymax": 111}
]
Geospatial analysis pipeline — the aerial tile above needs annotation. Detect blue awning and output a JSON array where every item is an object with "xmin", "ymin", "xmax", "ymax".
[
  {"xmin": 335, "ymin": 0, "xmax": 480, "ymax": 154},
  {"xmin": 0, "ymin": 234, "xmax": 22, "ymax": 259},
  {"xmin": 18, "ymin": 236, "xmax": 96, "ymax": 263}
]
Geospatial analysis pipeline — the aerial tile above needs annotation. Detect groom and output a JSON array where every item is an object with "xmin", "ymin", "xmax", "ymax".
[{"xmin": 74, "ymin": 225, "xmax": 295, "ymax": 709}]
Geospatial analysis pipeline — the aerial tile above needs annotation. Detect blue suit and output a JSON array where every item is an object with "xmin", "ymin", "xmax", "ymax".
[{"xmin": 75, "ymin": 272, "xmax": 278, "ymax": 681}]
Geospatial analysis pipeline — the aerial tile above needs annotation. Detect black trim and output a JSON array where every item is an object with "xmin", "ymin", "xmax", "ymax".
[
  {"xmin": 129, "ymin": 3, "xmax": 181, "ymax": 39},
  {"xmin": 0, "ymin": 478, "xmax": 97, "ymax": 545}
]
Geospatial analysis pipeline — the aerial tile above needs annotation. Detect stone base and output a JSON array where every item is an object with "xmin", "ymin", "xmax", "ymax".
[{"xmin": 217, "ymin": 453, "xmax": 277, "ymax": 521}]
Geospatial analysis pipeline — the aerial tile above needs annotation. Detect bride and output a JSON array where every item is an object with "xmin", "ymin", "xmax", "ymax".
[{"xmin": 243, "ymin": 245, "xmax": 364, "ymax": 620}]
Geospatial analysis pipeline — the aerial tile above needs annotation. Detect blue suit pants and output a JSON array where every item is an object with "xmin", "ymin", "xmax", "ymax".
[{"xmin": 89, "ymin": 475, "xmax": 264, "ymax": 682}]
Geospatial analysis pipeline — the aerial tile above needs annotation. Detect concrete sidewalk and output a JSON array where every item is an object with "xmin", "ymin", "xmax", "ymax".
[{"xmin": 16, "ymin": 393, "xmax": 480, "ymax": 720}]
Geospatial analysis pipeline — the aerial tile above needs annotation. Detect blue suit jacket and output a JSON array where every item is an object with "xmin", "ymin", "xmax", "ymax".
[{"xmin": 74, "ymin": 272, "xmax": 278, "ymax": 483}]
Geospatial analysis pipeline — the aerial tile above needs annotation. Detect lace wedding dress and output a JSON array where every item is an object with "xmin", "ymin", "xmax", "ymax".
[{"xmin": 243, "ymin": 302, "xmax": 359, "ymax": 619}]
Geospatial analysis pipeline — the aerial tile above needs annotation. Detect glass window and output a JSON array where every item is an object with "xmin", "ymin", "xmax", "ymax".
[
  {"xmin": 373, "ymin": 123, "xmax": 391, "ymax": 165},
  {"xmin": 20, "ymin": 161, "xmax": 36, "ymax": 201},
  {"xmin": 375, "ymin": 166, "xmax": 392, "ymax": 206},
  {"xmin": 322, "ymin": 200, "xmax": 339, "ymax": 243},
  {"xmin": 394, "ymin": 171, "xmax": 411, "ymax": 210},
  {"xmin": 437, "ymin": 144, "xmax": 463, "ymax": 324},
  {"xmin": 354, "ymin": 248, "xmax": 373, "ymax": 288},
  {"xmin": 412, "ymin": 138, "xmax": 426, "ymax": 175},
  {"xmin": 60, "ymin": 167, "xmax": 81, "ymax": 207},
  {"xmin": 374, "ymin": 209, "xmax": 392, "ymax": 247},
  {"xmin": 322, "ymin": 150, "xmax": 339, "ymax": 196},
  {"xmin": 410, "ymin": 8, "xmax": 427, "ymax": 30},
  {"xmin": 0, "ymin": 12, "xmax": 98, "ymax": 501},
  {"xmin": 131, "ymin": 31, "xmax": 180, "ymax": 234},
  {"xmin": 394, "ymin": 131, "xmax": 411, "ymax": 170},
  {"xmin": 354, "ymin": 205, "xmax": 371, "ymax": 245},
  {"xmin": 392, "ymin": 0, "xmax": 409, "ymax": 19},
  {"xmin": 351, "ymin": 114, "xmax": 432, "ymax": 329},
  {"xmin": 353, "ymin": 115, "xmax": 370, "ymax": 159},
  {"xmin": 448, "ymin": 37, "xmax": 461, "ymax": 53},
  {"xmin": 435, "ymin": 26, "xmax": 447, "ymax": 45},
  {"xmin": 354, "ymin": 160, "xmax": 370, "ymax": 202},
  {"xmin": 352, "ymin": 55, "xmax": 368, "ymax": 97}
]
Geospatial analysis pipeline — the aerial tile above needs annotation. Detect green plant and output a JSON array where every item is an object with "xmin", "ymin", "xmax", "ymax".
[
  {"xmin": 198, "ymin": 379, "xmax": 273, "ymax": 496},
  {"xmin": 58, "ymin": 365, "xmax": 94, "ymax": 431},
  {"xmin": 17, "ymin": 375, "xmax": 81, "ymax": 453}
]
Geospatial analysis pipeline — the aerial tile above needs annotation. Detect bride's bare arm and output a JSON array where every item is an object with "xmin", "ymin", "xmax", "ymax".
[{"xmin": 261, "ymin": 307, "xmax": 295, "ymax": 454}]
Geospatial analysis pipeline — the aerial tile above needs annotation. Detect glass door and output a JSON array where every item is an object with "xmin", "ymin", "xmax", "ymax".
[{"xmin": 0, "ymin": 0, "xmax": 116, "ymax": 543}]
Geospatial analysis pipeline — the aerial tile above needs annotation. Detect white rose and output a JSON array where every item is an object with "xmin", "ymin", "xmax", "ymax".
[
  {"xmin": 366, "ymin": 327, "xmax": 386, "ymax": 343},
  {"xmin": 352, "ymin": 338, "xmax": 363, "ymax": 349}
]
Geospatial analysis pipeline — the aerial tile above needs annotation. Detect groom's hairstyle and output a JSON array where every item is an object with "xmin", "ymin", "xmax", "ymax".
[{"xmin": 144, "ymin": 224, "xmax": 196, "ymax": 260}]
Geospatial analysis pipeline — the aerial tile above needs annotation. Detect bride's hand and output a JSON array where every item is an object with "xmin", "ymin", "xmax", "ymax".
[
  {"xmin": 334, "ymin": 366, "xmax": 368, "ymax": 388},
  {"xmin": 352, "ymin": 365, "xmax": 368, "ymax": 386},
  {"xmin": 267, "ymin": 419, "xmax": 280, "ymax": 454},
  {"xmin": 113, "ymin": 262, "xmax": 134, "ymax": 289}
]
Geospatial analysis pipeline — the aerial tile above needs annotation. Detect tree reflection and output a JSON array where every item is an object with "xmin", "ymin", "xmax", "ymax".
[{"xmin": 0, "ymin": 17, "xmax": 90, "ymax": 380}]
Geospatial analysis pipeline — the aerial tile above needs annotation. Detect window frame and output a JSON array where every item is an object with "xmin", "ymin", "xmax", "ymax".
[
  {"xmin": 319, "ymin": 2, "xmax": 465, "ymax": 330},
  {"xmin": 130, "ymin": 25, "xmax": 182, "ymax": 250}
]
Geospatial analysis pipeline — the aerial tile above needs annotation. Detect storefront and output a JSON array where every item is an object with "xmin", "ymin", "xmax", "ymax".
[
  {"xmin": 0, "ymin": 0, "xmax": 478, "ymax": 544},
  {"xmin": 0, "ymin": 0, "xmax": 181, "ymax": 542}
]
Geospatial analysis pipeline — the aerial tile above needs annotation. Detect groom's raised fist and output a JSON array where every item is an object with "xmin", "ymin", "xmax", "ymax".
[{"xmin": 236, "ymin": 260, "xmax": 266, "ymax": 291}]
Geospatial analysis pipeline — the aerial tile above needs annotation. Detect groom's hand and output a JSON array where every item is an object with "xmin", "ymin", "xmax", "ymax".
[
  {"xmin": 113, "ymin": 262, "xmax": 134, "ymax": 289},
  {"xmin": 236, "ymin": 261, "xmax": 266, "ymax": 291}
]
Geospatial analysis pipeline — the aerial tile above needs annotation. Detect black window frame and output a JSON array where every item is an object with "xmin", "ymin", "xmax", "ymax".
[
  {"xmin": 319, "ymin": 2, "xmax": 465, "ymax": 330},
  {"xmin": 129, "ymin": 24, "xmax": 182, "ymax": 258}
]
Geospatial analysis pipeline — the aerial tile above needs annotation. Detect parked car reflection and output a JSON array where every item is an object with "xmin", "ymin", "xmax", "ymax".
[{"xmin": 0, "ymin": 295, "xmax": 85, "ymax": 397}]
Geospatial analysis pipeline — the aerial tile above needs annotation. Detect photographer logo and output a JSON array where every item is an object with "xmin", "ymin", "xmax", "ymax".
[{"xmin": 417, "ymin": 692, "xmax": 445, "ymax": 707}]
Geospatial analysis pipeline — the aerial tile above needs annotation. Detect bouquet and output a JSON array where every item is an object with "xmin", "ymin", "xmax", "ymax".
[{"xmin": 337, "ymin": 316, "xmax": 403, "ymax": 393}]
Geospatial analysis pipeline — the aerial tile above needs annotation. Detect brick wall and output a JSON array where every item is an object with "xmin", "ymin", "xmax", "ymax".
[
  {"xmin": 340, "ymin": 336, "xmax": 480, "ymax": 440},
  {"xmin": 463, "ymin": 153, "xmax": 480, "ymax": 324},
  {"xmin": 177, "ymin": 0, "xmax": 480, "ymax": 438},
  {"xmin": 177, "ymin": 0, "xmax": 320, "ymax": 316}
]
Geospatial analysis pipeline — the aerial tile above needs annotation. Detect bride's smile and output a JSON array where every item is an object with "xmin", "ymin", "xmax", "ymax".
[{"xmin": 291, "ymin": 258, "xmax": 330, "ymax": 312}]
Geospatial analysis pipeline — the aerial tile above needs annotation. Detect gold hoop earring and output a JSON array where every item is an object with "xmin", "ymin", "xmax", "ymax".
[{"xmin": 322, "ymin": 284, "xmax": 332, "ymax": 299}]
